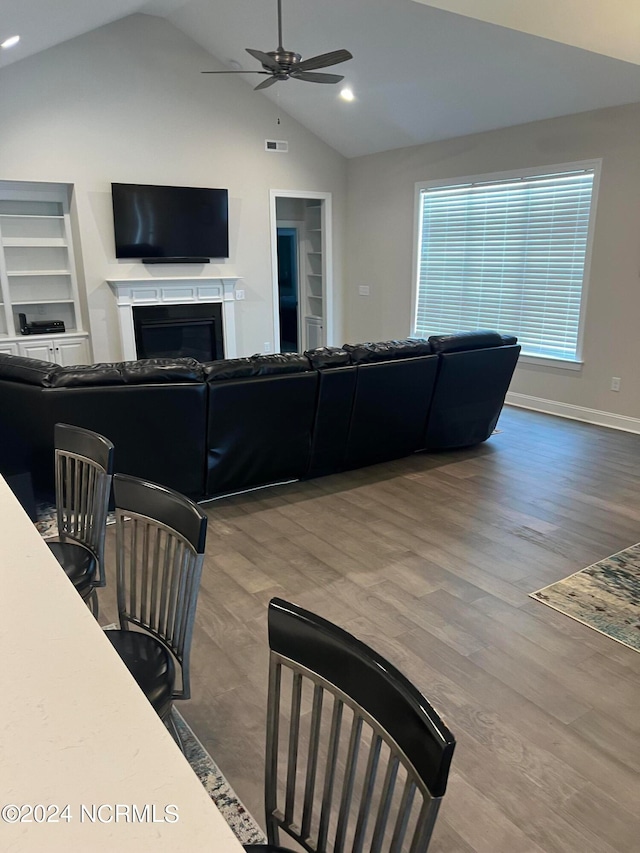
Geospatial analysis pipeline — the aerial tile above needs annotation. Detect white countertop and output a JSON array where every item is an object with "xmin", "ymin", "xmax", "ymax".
[{"xmin": 0, "ymin": 475, "xmax": 244, "ymax": 851}]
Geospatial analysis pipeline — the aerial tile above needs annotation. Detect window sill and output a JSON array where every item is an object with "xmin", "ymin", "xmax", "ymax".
[{"xmin": 518, "ymin": 354, "xmax": 583, "ymax": 372}]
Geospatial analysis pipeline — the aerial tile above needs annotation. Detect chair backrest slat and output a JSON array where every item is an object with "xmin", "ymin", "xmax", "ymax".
[
  {"xmin": 317, "ymin": 693, "xmax": 344, "ymax": 852},
  {"xmin": 301, "ymin": 683, "xmax": 325, "ymax": 842},
  {"xmin": 352, "ymin": 731, "xmax": 383, "ymax": 853},
  {"xmin": 389, "ymin": 777, "xmax": 417, "ymax": 853},
  {"xmin": 284, "ymin": 671, "xmax": 303, "ymax": 827},
  {"xmin": 370, "ymin": 755, "xmax": 400, "ymax": 853},
  {"xmin": 333, "ymin": 712, "xmax": 363, "ymax": 853}
]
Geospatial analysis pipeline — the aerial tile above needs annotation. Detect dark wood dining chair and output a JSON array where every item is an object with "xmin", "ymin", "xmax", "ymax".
[
  {"xmin": 245, "ymin": 597, "xmax": 456, "ymax": 853},
  {"xmin": 47, "ymin": 422, "xmax": 114, "ymax": 617},
  {"xmin": 104, "ymin": 473, "xmax": 207, "ymax": 746}
]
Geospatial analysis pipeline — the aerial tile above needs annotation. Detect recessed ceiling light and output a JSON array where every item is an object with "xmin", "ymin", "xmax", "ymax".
[
  {"xmin": 340, "ymin": 87, "xmax": 355, "ymax": 102},
  {"xmin": 1, "ymin": 35, "xmax": 20, "ymax": 49}
]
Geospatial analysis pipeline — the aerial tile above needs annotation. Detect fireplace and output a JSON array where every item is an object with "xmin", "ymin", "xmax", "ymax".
[
  {"xmin": 107, "ymin": 276, "xmax": 240, "ymax": 361},
  {"xmin": 133, "ymin": 303, "xmax": 224, "ymax": 361}
]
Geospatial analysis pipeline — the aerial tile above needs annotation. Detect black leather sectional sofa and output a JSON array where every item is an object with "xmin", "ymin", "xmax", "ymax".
[{"xmin": 0, "ymin": 330, "xmax": 520, "ymax": 501}]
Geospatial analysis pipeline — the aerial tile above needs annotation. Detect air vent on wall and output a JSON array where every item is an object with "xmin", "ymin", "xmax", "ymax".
[{"xmin": 265, "ymin": 139, "xmax": 289, "ymax": 153}]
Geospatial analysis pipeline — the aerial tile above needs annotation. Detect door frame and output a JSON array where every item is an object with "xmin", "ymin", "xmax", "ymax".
[{"xmin": 269, "ymin": 189, "xmax": 333, "ymax": 352}]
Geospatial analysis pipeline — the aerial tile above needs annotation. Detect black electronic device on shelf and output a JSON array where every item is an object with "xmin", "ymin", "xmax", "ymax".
[{"xmin": 18, "ymin": 313, "xmax": 66, "ymax": 335}]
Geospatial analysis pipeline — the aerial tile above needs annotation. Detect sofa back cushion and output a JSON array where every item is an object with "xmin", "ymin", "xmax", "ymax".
[
  {"xmin": 204, "ymin": 352, "xmax": 311, "ymax": 381},
  {"xmin": 48, "ymin": 358, "xmax": 204, "ymax": 388},
  {"xmin": 305, "ymin": 347, "xmax": 351, "ymax": 369},
  {"xmin": 0, "ymin": 353, "xmax": 59, "ymax": 386},
  {"xmin": 428, "ymin": 330, "xmax": 505, "ymax": 354},
  {"xmin": 343, "ymin": 339, "xmax": 432, "ymax": 364}
]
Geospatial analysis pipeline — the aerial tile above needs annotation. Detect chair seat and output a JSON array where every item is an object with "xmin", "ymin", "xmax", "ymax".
[
  {"xmin": 244, "ymin": 846, "xmax": 296, "ymax": 853},
  {"xmin": 105, "ymin": 630, "xmax": 175, "ymax": 720},
  {"xmin": 47, "ymin": 540, "xmax": 97, "ymax": 599}
]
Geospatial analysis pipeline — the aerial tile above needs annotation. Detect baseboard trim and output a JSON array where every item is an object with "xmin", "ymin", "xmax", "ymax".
[{"xmin": 505, "ymin": 392, "xmax": 640, "ymax": 435}]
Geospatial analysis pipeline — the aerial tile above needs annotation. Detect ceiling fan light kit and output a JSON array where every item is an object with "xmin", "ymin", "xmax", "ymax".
[{"xmin": 202, "ymin": 0, "xmax": 352, "ymax": 90}]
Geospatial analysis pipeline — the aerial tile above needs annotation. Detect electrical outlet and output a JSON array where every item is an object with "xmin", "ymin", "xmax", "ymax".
[
  {"xmin": 264, "ymin": 342, "xmax": 272, "ymax": 353},
  {"xmin": 358, "ymin": 285, "xmax": 370, "ymax": 296},
  {"xmin": 235, "ymin": 289, "xmax": 245, "ymax": 300},
  {"xmin": 611, "ymin": 376, "xmax": 621, "ymax": 392}
]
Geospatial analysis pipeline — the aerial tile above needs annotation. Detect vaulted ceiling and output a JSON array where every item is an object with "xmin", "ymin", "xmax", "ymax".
[{"xmin": 3, "ymin": 0, "xmax": 640, "ymax": 158}]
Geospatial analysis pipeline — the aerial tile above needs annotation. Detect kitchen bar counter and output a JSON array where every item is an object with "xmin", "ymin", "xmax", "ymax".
[{"xmin": 0, "ymin": 474, "xmax": 242, "ymax": 851}]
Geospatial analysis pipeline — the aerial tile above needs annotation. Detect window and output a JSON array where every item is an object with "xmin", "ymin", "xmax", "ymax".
[{"xmin": 413, "ymin": 163, "xmax": 599, "ymax": 364}]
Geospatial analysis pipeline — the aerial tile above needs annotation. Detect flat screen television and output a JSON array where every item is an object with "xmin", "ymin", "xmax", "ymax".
[{"xmin": 112, "ymin": 183, "xmax": 229, "ymax": 262}]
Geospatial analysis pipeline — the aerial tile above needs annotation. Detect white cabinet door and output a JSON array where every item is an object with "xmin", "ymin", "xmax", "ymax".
[
  {"xmin": 0, "ymin": 342, "xmax": 18, "ymax": 356},
  {"xmin": 305, "ymin": 316, "xmax": 324, "ymax": 350},
  {"xmin": 18, "ymin": 338, "xmax": 55, "ymax": 362},
  {"xmin": 52, "ymin": 337, "xmax": 89, "ymax": 366},
  {"xmin": 18, "ymin": 335, "xmax": 89, "ymax": 365}
]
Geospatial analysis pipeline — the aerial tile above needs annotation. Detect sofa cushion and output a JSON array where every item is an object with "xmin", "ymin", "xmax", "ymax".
[
  {"xmin": 428, "ymin": 330, "xmax": 505, "ymax": 354},
  {"xmin": 48, "ymin": 358, "xmax": 204, "ymax": 388},
  {"xmin": 500, "ymin": 334, "xmax": 518, "ymax": 346},
  {"xmin": 204, "ymin": 353, "xmax": 311, "ymax": 381},
  {"xmin": 0, "ymin": 353, "xmax": 59, "ymax": 386},
  {"xmin": 305, "ymin": 346, "xmax": 351, "ymax": 369},
  {"xmin": 119, "ymin": 358, "xmax": 204, "ymax": 384},
  {"xmin": 343, "ymin": 339, "xmax": 432, "ymax": 364}
]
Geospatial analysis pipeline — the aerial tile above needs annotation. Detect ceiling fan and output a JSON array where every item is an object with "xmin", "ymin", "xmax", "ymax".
[{"xmin": 202, "ymin": 0, "xmax": 353, "ymax": 91}]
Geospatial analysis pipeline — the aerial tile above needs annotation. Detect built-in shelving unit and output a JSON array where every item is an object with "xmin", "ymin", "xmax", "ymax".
[
  {"xmin": 0, "ymin": 183, "xmax": 89, "ymax": 364},
  {"xmin": 301, "ymin": 201, "xmax": 325, "ymax": 347}
]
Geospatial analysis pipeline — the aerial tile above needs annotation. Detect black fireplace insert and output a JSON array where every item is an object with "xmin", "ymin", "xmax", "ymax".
[{"xmin": 133, "ymin": 303, "xmax": 224, "ymax": 362}]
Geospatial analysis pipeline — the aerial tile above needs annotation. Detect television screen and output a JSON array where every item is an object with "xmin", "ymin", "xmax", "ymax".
[{"xmin": 112, "ymin": 183, "xmax": 229, "ymax": 260}]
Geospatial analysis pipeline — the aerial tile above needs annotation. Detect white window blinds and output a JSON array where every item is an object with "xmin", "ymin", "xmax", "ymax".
[{"xmin": 414, "ymin": 168, "xmax": 596, "ymax": 361}]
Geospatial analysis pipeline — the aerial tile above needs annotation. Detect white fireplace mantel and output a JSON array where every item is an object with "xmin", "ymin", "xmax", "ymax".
[{"xmin": 107, "ymin": 276, "xmax": 241, "ymax": 361}]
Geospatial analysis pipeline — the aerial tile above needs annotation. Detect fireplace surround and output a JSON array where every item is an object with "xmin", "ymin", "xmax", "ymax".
[{"xmin": 107, "ymin": 276, "xmax": 240, "ymax": 360}]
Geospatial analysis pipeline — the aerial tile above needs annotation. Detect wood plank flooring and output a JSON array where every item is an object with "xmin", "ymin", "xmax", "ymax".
[{"xmin": 103, "ymin": 406, "xmax": 640, "ymax": 852}]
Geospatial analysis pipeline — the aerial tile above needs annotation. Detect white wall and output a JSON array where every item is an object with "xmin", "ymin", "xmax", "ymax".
[
  {"xmin": 0, "ymin": 14, "xmax": 347, "ymax": 360},
  {"xmin": 346, "ymin": 102, "xmax": 640, "ymax": 424}
]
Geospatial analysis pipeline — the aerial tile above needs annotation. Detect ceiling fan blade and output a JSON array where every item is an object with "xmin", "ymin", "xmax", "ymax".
[
  {"xmin": 296, "ymin": 49, "xmax": 353, "ymax": 72},
  {"xmin": 246, "ymin": 48, "xmax": 281, "ymax": 72},
  {"xmin": 254, "ymin": 76, "xmax": 279, "ymax": 91},
  {"xmin": 201, "ymin": 70, "xmax": 270, "ymax": 74},
  {"xmin": 290, "ymin": 71, "xmax": 344, "ymax": 84}
]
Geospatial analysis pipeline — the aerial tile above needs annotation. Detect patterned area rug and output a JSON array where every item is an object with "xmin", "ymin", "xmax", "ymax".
[
  {"xmin": 531, "ymin": 543, "xmax": 640, "ymax": 652},
  {"xmin": 174, "ymin": 711, "xmax": 266, "ymax": 844},
  {"xmin": 35, "ymin": 502, "xmax": 117, "ymax": 539}
]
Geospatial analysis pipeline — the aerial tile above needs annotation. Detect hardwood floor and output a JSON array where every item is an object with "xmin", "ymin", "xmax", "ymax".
[{"xmin": 104, "ymin": 406, "xmax": 640, "ymax": 852}]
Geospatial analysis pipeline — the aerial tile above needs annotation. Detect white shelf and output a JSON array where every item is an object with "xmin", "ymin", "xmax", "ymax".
[
  {"xmin": 7, "ymin": 269, "xmax": 71, "ymax": 277},
  {"xmin": 3, "ymin": 238, "xmax": 67, "ymax": 248},
  {"xmin": 0, "ymin": 214, "xmax": 64, "ymax": 220},
  {"xmin": 12, "ymin": 299, "xmax": 75, "ymax": 305},
  {"xmin": 6, "ymin": 329, "xmax": 86, "ymax": 337},
  {"xmin": 307, "ymin": 272, "xmax": 322, "ymax": 277}
]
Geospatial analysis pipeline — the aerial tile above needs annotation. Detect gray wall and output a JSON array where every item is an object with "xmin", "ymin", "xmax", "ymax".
[
  {"xmin": 346, "ymin": 102, "xmax": 640, "ymax": 425},
  {"xmin": 0, "ymin": 14, "xmax": 347, "ymax": 361}
]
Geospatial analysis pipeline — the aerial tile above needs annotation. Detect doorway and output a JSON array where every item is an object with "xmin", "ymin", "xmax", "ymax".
[
  {"xmin": 270, "ymin": 190, "xmax": 333, "ymax": 353},
  {"xmin": 276, "ymin": 227, "xmax": 299, "ymax": 353}
]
